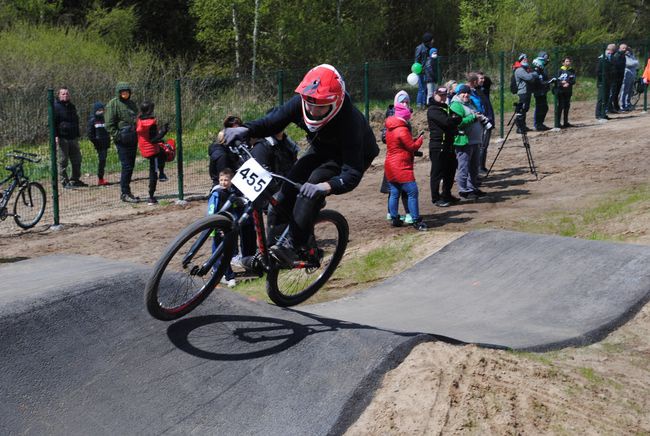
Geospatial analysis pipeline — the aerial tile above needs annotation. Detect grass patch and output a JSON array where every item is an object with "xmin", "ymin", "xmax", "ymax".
[
  {"xmin": 578, "ymin": 366, "xmax": 604, "ymax": 384},
  {"xmin": 513, "ymin": 184, "xmax": 650, "ymax": 241}
]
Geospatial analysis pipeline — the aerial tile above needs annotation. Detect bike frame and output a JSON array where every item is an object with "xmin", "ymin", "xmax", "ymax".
[{"xmin": 0, "ymin": 162, "xmax": 27, "ymax": 210}]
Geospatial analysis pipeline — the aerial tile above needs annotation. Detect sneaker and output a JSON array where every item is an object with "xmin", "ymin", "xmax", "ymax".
[
  {"xmin": 230, "ymin": 254, "xmax": 244, "ymax": 269},
  {"xmin": 391, "ymin": 217, "xmax": 403, "ymax": 227},
  {"xmin": 473, "ymin": 189, "xmax": 487, "ymax": 197},
  {"xmin": 403, "ymin": 213, "xmax": 414, "ymax": 224},
  {"xmin": 435, "ymin": 199, "xmax": 451, "ymax": 207},
  {"xmin": 70, "ymin": 179, "xmax": 88, "ymax": 187},
  {"xmin": 562, "ymin": 122, "xmax": 574, "ymax": 128},
  {"xmin": 386, "ymin": 213, "xmax": 392, "ymax": 221},
  {"xmin": 459, "ymin": 191, "xmax": 478, "ymax": 201},
  {"xmin": 158, "ymin": 173, "xmax": 169, "ymax": 182},
  {"xmin": 413, "ymin": 220, "xmax": 428, "ymax": 231},
  {"xmin": 270, "ymin": 243, "xmax": 299, "ymax": 267},
  {"xmin": 98, "ymin": 178, "xmax": 109, "ymax": 186},
  {"xmin": 147, "ymin": 197, "xmax": 158, "ymax": 205},
  {"xmin": 63, "ymin": 182, "xmax": 75, "ymax": 189},
  {"xmin": 120, "ymin": 193, "xmax": 140, "ymax": 203},
  {"xmin": 534, "ymin": 125, "xmax": 550, "ymax": 131},
  {"xmin": 443, "ymin": 194, "xmax": 460, "ymax": 203},
  {"xmin": 220, "ymin": 277, "xmax": 237, "ymax": 288}
]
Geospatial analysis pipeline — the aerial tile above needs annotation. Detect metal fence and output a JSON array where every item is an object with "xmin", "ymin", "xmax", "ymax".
[{"xmin": 1, "ymin": 40, "xmax": 648, "ymax": 233}]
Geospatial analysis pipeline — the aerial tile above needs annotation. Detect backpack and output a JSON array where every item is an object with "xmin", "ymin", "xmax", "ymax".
[
  {"xmin": 161, "ymin": 138, "xmax": 176, "ymax": 162},
  {"xmin": 510, "ymin": 70, "xmax": 518, "ymax": 94}
]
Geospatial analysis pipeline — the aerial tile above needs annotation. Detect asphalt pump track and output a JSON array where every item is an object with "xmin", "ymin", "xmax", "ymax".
[{"xmin": 1, "ymin": 229, "xmax": 649, "ymax": 434}]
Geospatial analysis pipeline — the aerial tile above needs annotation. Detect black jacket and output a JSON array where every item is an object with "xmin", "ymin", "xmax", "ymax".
[
  {"xmin": 208, "ymin": 141, "xmax": 241, "ymax": 186},
  {"xmin": 251, "ymin": 134, "xmax": 299, "ymax": 177},
  {"xmin": 427, "ymin": 100, "xmax": 461, "ymax": 152},
  {"xmin": 245, "ymin": 94, "xmax": 378, "ymax": 195},
  {"xmin": 87, "ymin": 113, "xmax": 110, "ymax": 149},
  {"xmin": 54, "ymin": 100, "xmax": 80, "ymax": 139}
]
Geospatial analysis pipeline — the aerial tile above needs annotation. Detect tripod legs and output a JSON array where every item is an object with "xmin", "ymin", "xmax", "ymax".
[{"xmin": 486, "ymin": 112, "xmax": 538, "ymax": 180}]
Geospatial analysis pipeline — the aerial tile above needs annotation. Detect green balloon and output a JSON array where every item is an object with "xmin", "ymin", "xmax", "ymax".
[{"xmin": 411, "ymin": 62, "xmax": 423, "ymax": 74}]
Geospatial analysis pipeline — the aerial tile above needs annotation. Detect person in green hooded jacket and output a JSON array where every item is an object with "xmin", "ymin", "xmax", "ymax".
[{"xmin": 105, "ymin": 82, "xmax": 140, "ymax": 203}]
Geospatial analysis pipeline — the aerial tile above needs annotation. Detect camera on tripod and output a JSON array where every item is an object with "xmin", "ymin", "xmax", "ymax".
[{"xmin": 472, "ymin": 111, "xmax": 494, "ymax": 130}]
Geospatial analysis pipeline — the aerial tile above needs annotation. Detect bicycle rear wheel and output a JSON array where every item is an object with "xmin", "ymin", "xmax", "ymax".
[
  {"xmin": 13, "ymin": 182, "xmax": 46, "ymax": 229},
  {"xmin": 144, "ymin": 214, "xmax": 237, "ymax": 321},
  {"xmin": 266, "ymin": 209, "xmax": 348, "ymax": 307}
]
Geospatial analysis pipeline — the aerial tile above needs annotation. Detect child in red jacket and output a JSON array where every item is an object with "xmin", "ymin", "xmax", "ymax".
[
  {"xmin": 384, "ymin": 91, "xmax": 427, "ymax": 231},
  {"xmin": 136, "ymin": 101, "xmax": 169, "ymax": 205}
]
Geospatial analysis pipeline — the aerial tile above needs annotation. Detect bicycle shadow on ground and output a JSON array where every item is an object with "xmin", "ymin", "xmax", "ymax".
[{"xmin": 166, "ymin": 311, "xmax": 460, "ymax": 362}]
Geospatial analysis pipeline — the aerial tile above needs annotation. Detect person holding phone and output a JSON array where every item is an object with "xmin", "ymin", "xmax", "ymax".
[{"xmin": 383, "ymin": 90, "xmax": 427, "ymax": 231}]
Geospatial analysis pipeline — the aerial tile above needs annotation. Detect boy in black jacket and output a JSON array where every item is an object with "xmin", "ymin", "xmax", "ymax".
[
  {"xmin": 87, "ymin": 102, "xmax": 111, "ymax": 186},
  {"xmin": 427, "ymin": 87, "xmax": 462, "ymax": 207}
]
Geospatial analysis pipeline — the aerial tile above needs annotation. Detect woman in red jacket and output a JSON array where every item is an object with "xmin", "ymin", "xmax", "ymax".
[
  {"xmin": 136, "ymin": 101, "xmax": 169, "ymax": 205},
  {"xmin": 384, "ymin": 91, "xmax": 427, "ymax": 231}
]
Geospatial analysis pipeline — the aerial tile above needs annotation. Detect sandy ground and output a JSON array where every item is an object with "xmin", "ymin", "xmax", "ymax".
[{"xmin": 1, "ymin": 100, "xmax": 650, "ymax": 434}]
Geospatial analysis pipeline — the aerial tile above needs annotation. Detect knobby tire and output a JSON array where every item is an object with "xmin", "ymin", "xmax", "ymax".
[{"xmin": 13, "ymin": 182, "xmax": 46, "ymax": 229}]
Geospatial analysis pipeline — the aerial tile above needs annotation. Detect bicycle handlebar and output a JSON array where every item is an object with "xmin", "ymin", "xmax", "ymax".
[
  {"xmin": 228, "ymin": 140, "xmax": 301, "ymax": 190},
  {"xmin": 6, "ymin": 150, "xmax": 41, "ymax": 163}
]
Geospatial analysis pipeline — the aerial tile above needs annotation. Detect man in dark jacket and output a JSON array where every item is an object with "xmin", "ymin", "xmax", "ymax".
[
  {"xmin": 87, "ymin": 102, "xmax": 111, "ymax": 186},
  {"xmin": 54, "ymin": 87, "xmax": 86, "ymax": 188},
  {"xmin": 414, "ymin": 32, "xmax": 434, "ymax": 109},
  {"xmin": 224, "ymin": 64, "xmax": 378, "ymax": 266},
  {"xmin": 427, "ymin": 86, "xmax": 462, "ymax": 207},
  {"xmin": 610, "ymin": 44, "xmax": 627, "ymax": 113},
  {"xmin": 514, "ymin": 54, "xmax": 539, "ymax": 132},
  {"xmin": 208, "ymin": 115, "xmax": 243, "ymax": 186},
  {"xmin": 596, "ymin": 44, "xmax": 616, "ymax": 120},
  {"xmin": 105, "ymin": 82, "xmax": 139, "ymax": 202}
]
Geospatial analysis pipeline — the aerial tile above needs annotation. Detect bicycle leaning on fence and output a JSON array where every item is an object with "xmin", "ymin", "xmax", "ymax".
[
  {"xmin": 629, "ymin": 77, "xmax": 647, "ymax": 109},
  {"xmin": 0, "ymin": 150, "xmax": 47, "ymax": 229},
  {"xmin": 144, "ymin": 141, "xmax": 349, "ymax": 321}
]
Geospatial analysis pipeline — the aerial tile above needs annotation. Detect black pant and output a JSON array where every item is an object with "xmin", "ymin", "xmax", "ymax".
[
  {"xmin": 610, "ymin": 74, "xmax": 624, "ymax": 111},
  {"xmin": 558, "ymin": 92, "xmax": 572, "ymax": 125},
  {"xmin": 596, "ymin": 81, "xmax": 610, "ymax": 118},
  {"xmin": 533, "ymin": 94, "xmax": 548, "ymax": 128},
  {"xmin": 147, "ymin": 150, "xmax": 166, "ymax": 197},
  {"xmin": 518, "ymin": 93, "xmax": 531, "ymax": 128},
  {"xmin": 429, "ymin": 147, "xmax": 457, "ymax": 201},
  {"xmin": 116, "ymin": 143, "xmax": 137, "ymax": 195},
  {"xmin": 270, "ymin": 153, "xmax": 340, "ymax": 247}
]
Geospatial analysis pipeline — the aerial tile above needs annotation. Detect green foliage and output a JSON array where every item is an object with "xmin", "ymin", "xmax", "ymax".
[
  {"xmin": 85, "ymin": 4, "xmax": 138, "ymax": 52},
  {"xmin": 0, "ymin": 0, "xmax": 62, "ymax": 30}
]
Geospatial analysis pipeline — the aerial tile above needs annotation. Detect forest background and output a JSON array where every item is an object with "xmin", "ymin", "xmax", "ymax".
[{"xmin": 2, "ymin": 0, "xmax": 649, "ymax": 86}]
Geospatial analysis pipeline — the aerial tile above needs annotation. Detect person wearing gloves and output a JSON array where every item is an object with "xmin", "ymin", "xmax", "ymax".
[
  {"xmin": 384, "ymin": 90, "xmax": 427, "ymax": 231},
  {"xmin": 222, "ymin": 64, "xmax": 379, "ymax": 267}
]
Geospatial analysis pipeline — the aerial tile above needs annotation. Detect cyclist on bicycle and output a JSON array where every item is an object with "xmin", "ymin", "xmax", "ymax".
[{"xmin": 224, "ymin": 64, "xmax": 379, "ymax": 266}]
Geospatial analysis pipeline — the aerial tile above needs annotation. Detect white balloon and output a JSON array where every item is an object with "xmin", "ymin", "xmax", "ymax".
[{"xmin": 407, "ymin": 73, "xmax": 419, "ymax": 86}]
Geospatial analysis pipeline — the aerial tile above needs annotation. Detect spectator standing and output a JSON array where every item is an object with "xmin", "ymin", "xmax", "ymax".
[
  {"xmin": 444, "ymin": 80, "xmax": 458, "ymax": 105},
  {"xmin": 136, "ymin": 101, "xmax": 170, "ymax": 205},
  {"xmin": 643, "ymin": 56, "xmax": 650, "ymax": 84},
  {"xmin": 514, "ymin": 54, "xmax": 539, "ymax": 132},
  {"xmin": 449, "ymin": 84, "xmax": 486, "ymax": 200},
  {"xmin": 620, "ymin": 46, "xmax": 640, "ymax": 111},
  {"xmin": 384, "ymin": 90, "xmax": 427, "ymax": 230},
  {"xmin": 54, "ymin": 87, "xmax": 86, "ymax": 188},
  {"xmin": 556, "ymin": 56, "xmax": 577, "ymax": 127},
  {"xmin": 105, "ymin": 82, "xmax": 140, "ymax": 202},
  {"xmin": 596, "ymin": 44, "xmax": 616, "ymax": 120},
  {"xmin": 427, "ymin": 86, "xmax": 461, "ymax": 207},
  {"xmin": 610, "ymin": 44, "xmax": 628, "ymax": 113},
  {"xmin": 532, "ymin": 51, "xmax": 551, "ymax": 131},
  {"xmin": 424, "ymin": 47, "xmax": 439, "ymax": 104},
  {"xmin": 414, "ymin": 32, "xmax": 434, "ymax": 109},
  {"xmin": 209, "ymin": 115, "xmax": 243, "ymax": 186},
  {"xmin": 86, "ymin": 102, "xmax": 110, "ymax": 186},
  {"xmin": 477, "ymin": 72, "xmax": 495, "ymax": 172},
  {"xmin": 207, "ymin": 168, "xmax": 238, "ymax": 288}
]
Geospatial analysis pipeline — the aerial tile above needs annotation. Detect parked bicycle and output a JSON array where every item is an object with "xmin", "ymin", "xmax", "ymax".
[
  {"xmin": 145, "ymin": 142, "xmax": 349, "ymax": 321},
  {"xmin": 630, "ymin": 77, "xmax": 647, "ymax": 108},
  {"xmin": 0, "ymin": 150, "xmax": 46, "ymax": 229}
]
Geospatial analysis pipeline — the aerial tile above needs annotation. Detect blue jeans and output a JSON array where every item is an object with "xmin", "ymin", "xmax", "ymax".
[
  {"xmin": 417, "ymin": 74, "xmax": 427, "ymax": 107},
  {"xmin": 455, "ymin": 143, "xmax": 480, "ymax": 193},
  {"xmin": 388, "ymin": 181, "xmax": 420, "ymax": 221}
]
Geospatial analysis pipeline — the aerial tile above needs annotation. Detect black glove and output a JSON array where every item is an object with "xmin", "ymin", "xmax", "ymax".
[
  {"xmin": 299, "ymin": 182, "xmax": 329, "ymax": 199},
  {"xmin": 223, "ymin": 126, "xmax": 249, "ymax": 145}
]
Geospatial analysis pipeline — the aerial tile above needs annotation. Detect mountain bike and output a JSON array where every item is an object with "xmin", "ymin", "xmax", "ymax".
[
  {"xmin": 0, "ymin": 150, "xmax": 46, "ymax": 229},
  {"xmin": 630, "ymin": 77, "xmax": 647, "ymax": 108},
  {"xmin": 145, "ymin": 142, "xmax": 349, "ymax": 321}
]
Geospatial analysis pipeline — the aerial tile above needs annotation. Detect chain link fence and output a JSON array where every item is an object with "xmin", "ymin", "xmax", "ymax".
[{"xmin": 1, "ymin": 40, "xmax": 648, "ymax": 234}]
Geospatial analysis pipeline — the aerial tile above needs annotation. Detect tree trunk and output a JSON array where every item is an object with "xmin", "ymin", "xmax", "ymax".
[
  {"xmin": 252, "ymin": 0, "xmax": 260, "ymax": 87},
  {"xmin": 232, "ymin": 3, "xmax": 240, "ymax": 78}
]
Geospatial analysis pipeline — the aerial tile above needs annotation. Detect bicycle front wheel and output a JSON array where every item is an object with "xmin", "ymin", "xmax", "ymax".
[
  {"xmin": 266, "ymin": 209, "xmax": 349, "ymax": 307},
  {"xmin": 144, "ymin": 214, "xmax": 237, "ymax": 321},
  {"xmin": 13, "ymin": 182, "xmax": 46, "ymax": 229}
]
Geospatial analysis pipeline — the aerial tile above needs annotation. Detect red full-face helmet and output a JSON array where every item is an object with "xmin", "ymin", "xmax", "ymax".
[{"xmin": 294, "ymin": 64, "xmax": 346, "ymax": 132}]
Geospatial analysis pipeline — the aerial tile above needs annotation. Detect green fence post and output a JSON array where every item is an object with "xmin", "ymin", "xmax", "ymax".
[
  {"xmin": 499, "ymin": 51, "xmax": 505, "ymax": 138},
  {"xmin": 277, "ymin": 70, "xmax": 284, "ymax": 106},
  {"xmin": 47, "ymin": 89, "xmax": 60, "ymax": 226},
  {"xmin": 364, "ymin": 62, "xmax": 369, "ymax": 120},
  {"xmin": 553, "ymin": 47, "xmax": 560, "ymax": 128},
  {"xmin": 174, "ymin": 79, "xmax": 184, "ymax": 201}
]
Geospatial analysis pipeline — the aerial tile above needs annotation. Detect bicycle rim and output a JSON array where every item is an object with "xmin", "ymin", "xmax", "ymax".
[
  {"xmin": 266, "ymin": 209, "xmax": 348, "ymax": 307},
  {"xmin": 14, "ymin": 182, "xmax": 46, "ymax": 229},
  {"xmin": 145, "ymin": 215, "xmax": 236, "ymax": 321}
]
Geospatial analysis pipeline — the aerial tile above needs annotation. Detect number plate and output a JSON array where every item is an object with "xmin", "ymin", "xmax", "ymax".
[{"xmin": 232, "ymin": 158, "xmax": 273, "ymax": 201}]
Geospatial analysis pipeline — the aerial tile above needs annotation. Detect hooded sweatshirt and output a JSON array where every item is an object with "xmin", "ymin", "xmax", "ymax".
[
  {"xmin": 87, "ymin": 102, "xmax": 110, "ymax": 149},
  {"xmin": 105, "ymin": 82, "xmax": 139, "ymax": 144}
]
